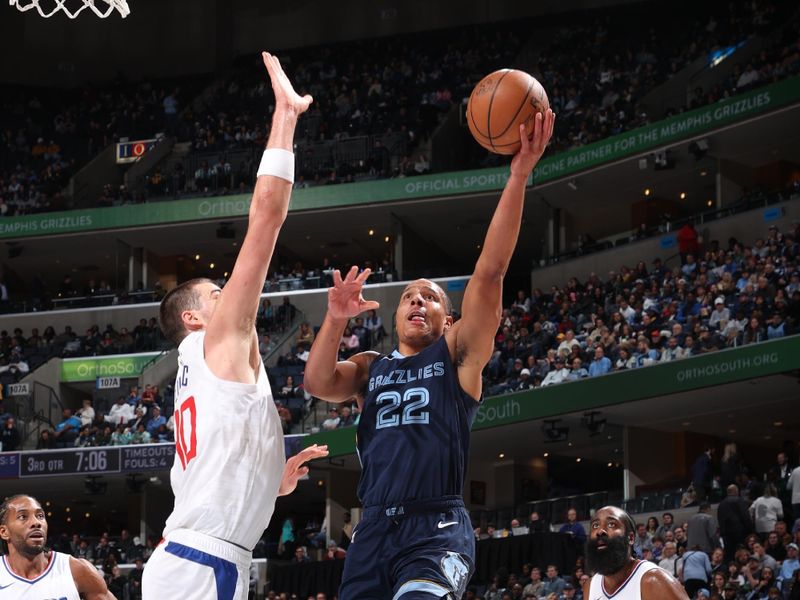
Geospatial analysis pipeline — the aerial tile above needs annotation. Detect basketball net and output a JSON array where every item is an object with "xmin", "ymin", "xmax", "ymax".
[{"xmin": 9, "ymin": 0, "xmax": 130, "ymax": 18}]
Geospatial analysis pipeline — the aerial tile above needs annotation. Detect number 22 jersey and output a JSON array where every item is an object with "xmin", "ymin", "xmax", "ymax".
[
  {"xmin": 356, "ymin": 335, "xmax": 480, "ymax": 507},
  {"xmin": 163, "ymin": 331, "xmax": 285, "ymax": 550}
]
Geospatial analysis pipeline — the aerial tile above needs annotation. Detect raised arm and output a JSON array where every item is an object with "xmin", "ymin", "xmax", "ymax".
[
  {"xmin": 71, "ymin": 557, "xmax": 117, "ymax": 600},
  {"xmin": 304, "ymin": 266, "xmax": 380, "ymax": 404},
  {"xmin": 205, "ymin": 53, "xmax": 312, "ymax": 382},
  {"xmin": 451, "ymin": 110, "xmax": 555, "ymax": 399}
]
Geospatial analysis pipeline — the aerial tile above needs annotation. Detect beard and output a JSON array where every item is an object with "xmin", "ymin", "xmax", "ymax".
[{"xmin": 585, "ymin": 535, "xmax": 631, "ymax": 575}]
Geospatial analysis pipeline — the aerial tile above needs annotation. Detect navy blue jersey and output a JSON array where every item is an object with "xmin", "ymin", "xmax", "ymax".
[{"xmin": 356, "ymin": 335, "xmax": 479, "ymax": 506}]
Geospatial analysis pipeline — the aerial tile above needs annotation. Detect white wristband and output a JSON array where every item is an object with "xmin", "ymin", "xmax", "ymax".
[{"xmin": 257, "ymin": 148, "xmax": 295, "ymax": 183}]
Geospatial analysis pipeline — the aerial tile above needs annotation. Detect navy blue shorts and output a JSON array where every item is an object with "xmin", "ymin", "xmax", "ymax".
[{"xmin": 339, "ymin": 497, "xmax": 475, "ymax": 600}]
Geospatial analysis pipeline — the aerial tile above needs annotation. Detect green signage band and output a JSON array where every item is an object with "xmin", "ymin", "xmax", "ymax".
[
  {"xmin": 302, "ymin": 335, "xmax": 800, "ymax": 457},
  {"xmin": 61, "ymin": 352, "xmax": 161, "ymax": 382},
  {"xmin": 2, "ymin": 76, "xmax": 798, "ymax": 241}
]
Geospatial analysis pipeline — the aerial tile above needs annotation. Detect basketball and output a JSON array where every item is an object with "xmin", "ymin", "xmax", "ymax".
[{"xmin": 466, "ymin": 69, "xmax": 549, "ymax": 155}]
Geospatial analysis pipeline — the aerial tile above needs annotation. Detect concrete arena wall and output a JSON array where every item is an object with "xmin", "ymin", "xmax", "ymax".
[{"xmin": 0, "ymin": 0, "xmax": 647, "ymax": 86}]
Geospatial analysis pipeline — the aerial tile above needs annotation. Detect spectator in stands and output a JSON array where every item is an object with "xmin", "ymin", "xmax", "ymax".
[
  {"xmin": 338, "ymin": 406, "xmax": 355, "ymax": 428},
  {"xmin": 542, "ymin": 357, "xmax": 570, "ymax": 386},
  {"xmin": 660, "ymin": 542, "xmax": 679, "ymax": 577},
  {"xmin": 750, "ymin": 484, "xmax": 784, "ymax": 536},
  {"xmin": 1, "ymin": 416, "xmax": 21, "ymax": 451},
  {"xmin": 588, "ymin": 346, "xmax": 612, "ymax": 377},
  {"xmin": 691, "ymin": 446, "xmax": 715, "ymax": 502},
  {"xmin": 741, "ymin": 316, "xmax": 767, "ymax": 345},
  {"xmin": 681, "ymin": 545, "xmax": 712, "ymax": 598},
  {"xmin": 558, "ymin": 508, "xmax": 586, "ymax": 544},
  {"xmin": 53, "ymin": 408, "xmax": 81, "ymax": 447},
  {"xmin": 131, "ymin": 423, "xmax": 151, "ymax": 444},
  {"xmin": 107, "ymin": 396, "xmax": 134, "ymax": 425},
  {"xmin": 751, "ymin": 541, "xmax": 779, "ymax": 573},
  {"xmin": 633, "ymin": 522, "xmax": 655, "ymax": 558},
  {"xmin": 128, "ymin": 557, "xmax": 145, "ymax": 599},
  {"xmin": 146, "ymin": 406, "xmax": 165, "ymax": 437},
  {"xmin": 364, "ymin": 309, "xmax": 386, "ymax": 347},
  {"xmin": 107, "ymin": 565, "xmax": 127, "ymax": 599},
  {"xmin": 75, "ymin": 538, "xmax": 94, "ymax": 561},
  {"xmin": 75, "ymin": 398, "xmax": 95, "ymax": 427},
  {"xmin": 321, "ymin": 407, "xmax": 340, "ymax": 431},
  {"xmin": 527, "ymin": 511, "xmax": 548, "ymax": 533},
  {"xmin": 656, "ymin": 513, "xmax": 677, "ymax": 539},
  {"xmin": 541, "ymin": 565, "xmax": 565, "ymax": 597},
  {"xmin": 764, "ymin": 531, "xmax": 785, "ymax": 562},
  {"xmin": 678, "ymin": 223, "xmax": 700, "ymax": 265},
  {"xmin": 687, "ymin": 502, "xmax": 717, "ymax": 555},
  {"xmin": 778, "ymin": 543, "xmax": 799, "ymax": 593},
  {"xmin": 111, "ymin": 424, "xmax": 131, "ymax": 446},
  {"xmin": 276, "ymin": 296, "xmax": 297, "ymax": 328},
  {"xmin": 523, "ymin": 567, "xmax": 545, "ymax": 598},
  {"xmin": 718, "ymin": 484, "xmax": 754, "ymax": 563},
  {"xmin": 296, "ymin": 322, "xmax": 314, "ymax": 349}
]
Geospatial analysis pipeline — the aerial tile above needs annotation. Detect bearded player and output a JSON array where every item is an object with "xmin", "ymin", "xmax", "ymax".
[
  {"xmin": 0, "ymin": 494, "xmax": 114, "ymax": 599},
  {"xmin": 584, "ymin": 506, "xmax": 689, "ymax": 600},
  {"xmin": 142, "ymin": 53, "xmax": 327, "ymax": 600},
  {"xmin": 305, "ymin": 110, "xmax": 555, "ymax": 599}
]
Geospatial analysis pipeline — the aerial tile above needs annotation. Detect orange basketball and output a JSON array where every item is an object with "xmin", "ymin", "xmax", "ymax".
[{"xmin": 466, "ymin": 69, "xmax": 549, "ymax": 155}]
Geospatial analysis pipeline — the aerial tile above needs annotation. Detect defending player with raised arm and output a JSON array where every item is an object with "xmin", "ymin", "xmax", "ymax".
[
  {"xmin": 584, "ymin": 506, "xmax": 689, "ymax": 600},
  {"xmin": 305, "ymin": 110, "xmax": 555, "ymax": 600},
  {"xmin": 143, "ymin": 53, "xmax": 327, "ymax": 600},
  {"xmin": 0, "ymin": 494, "xmax": 115, "ymax": 600}
]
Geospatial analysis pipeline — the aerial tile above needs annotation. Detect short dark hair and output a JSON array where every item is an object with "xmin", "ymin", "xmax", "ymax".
[
  {"xmin": 1, "ymin": 494, "xmax": 41, "ymax": 554},
  {"xmin": 159, "ymin": 278, "xmax": 214, "ymax": 345}
]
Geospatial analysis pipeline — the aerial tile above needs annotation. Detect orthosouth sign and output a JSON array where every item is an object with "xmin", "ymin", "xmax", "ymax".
[
  {"xmin": 61, "ymin": 353, "xmax": 160, "ymax": 383},
  {"xmin": 0, "ymin": 76, "xmax": 797, "ymax": 240}
]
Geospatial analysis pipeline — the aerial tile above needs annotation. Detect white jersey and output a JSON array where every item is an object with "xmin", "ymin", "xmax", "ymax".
[
  {"xmin": 163, "ymin": 331, "xmax": 285, "ymax": 550},
  {"xmin": 0, "ymin": 551, "xmax": 80, "ymax": 600},
  {"xmin": 588, "ymin": 560, "xmax": 664, "ymax": 600}
]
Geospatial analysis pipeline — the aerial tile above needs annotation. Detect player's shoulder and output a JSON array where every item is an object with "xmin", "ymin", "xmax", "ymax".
[
  {"xmin": 69, "ymin": 555, "xmax": 111, "ymax": 595},
  {"xmin": 68, "ymin": 555, "xmax": 96, "ymax": 577},
  {"xmin": 641, "ymin": 564, "xmax": 688, "ymax": 599}
]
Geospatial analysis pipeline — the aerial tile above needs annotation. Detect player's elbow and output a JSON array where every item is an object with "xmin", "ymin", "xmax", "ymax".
[{"xmin": 474, "ymin": 260, "xmax": 507, "ymax": 283}]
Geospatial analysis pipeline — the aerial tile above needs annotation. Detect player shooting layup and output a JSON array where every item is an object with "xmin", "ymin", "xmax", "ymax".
[
  {"xmin": 305, "ymin": 110, "xmax": 555, "ymax": 599},
  {"xmin": 143, "ymin": 53, "xmax": 327, "ymax": 600}
]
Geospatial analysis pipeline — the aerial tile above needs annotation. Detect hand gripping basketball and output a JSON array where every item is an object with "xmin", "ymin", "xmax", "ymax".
[
  {"xmin": 261, "ymin": 52, "xmax": 313, "ymax": 115},
  {"xmin": 327, "ymin": 266, "xmax": 381, "ymax": 320},
  {"xmin": 510, "ymin": 108, "xmax": 556, "ymax": 179}
]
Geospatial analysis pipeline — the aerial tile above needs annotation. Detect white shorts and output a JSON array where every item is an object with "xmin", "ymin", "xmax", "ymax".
[{"xmin": 142, "ymin": 529, "xmax": 252, "ymax": 600}]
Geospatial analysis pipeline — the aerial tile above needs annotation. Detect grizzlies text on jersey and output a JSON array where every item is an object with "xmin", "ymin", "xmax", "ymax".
[{"xmin": 357, "ymin": 334, "xmax": 480, "ymax": 507}]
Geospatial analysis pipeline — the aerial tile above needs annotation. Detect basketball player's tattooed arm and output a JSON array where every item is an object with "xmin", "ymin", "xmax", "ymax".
[
  {"xmin": 449, "ymin": 109, "xmax": 555, "ymax": 400},
  {"xmin": 305, "ymin": 266, "xmax": 380, "ymax": 404},
  {"xmin": 641, "ymin": 568, "xmax": 690, "ymax": 599},
  {"xmin": 204, "ymin": 52, "xmax": 313, "ymax": 383},
  {"xmin": 70, "ymin": 556, "xmax": 116, "ymax": 600}
]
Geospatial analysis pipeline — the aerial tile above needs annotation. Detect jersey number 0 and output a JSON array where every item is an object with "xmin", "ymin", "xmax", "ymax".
[{"xmin": 175, "ymin": 396, "xmax": 198, "ymax": 469}]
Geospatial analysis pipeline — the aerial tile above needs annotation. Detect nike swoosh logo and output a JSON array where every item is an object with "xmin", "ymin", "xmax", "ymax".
[
  {"xmin": 0, "ymin": 583, "xmax": 14, "ymax": 589},
  {"xmin": 437, "ymin": 521, "xmax": 458, "ymax": 529}
]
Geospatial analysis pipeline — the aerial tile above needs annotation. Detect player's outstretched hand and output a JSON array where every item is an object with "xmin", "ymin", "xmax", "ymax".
[
  {"xmin": 327, "ymin": 266, "xmax": 380, "ymax": 320},
  {"xmin": 262, "ymin": 51, "xmax": 313, "ymax": 115},
  {"xmin": 279, "ymin": 444, "xmax": 329, "ymax": 496},
  {"xmin": 510, "ymin": 108, "xmax": 555, "ymax": 179}
]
